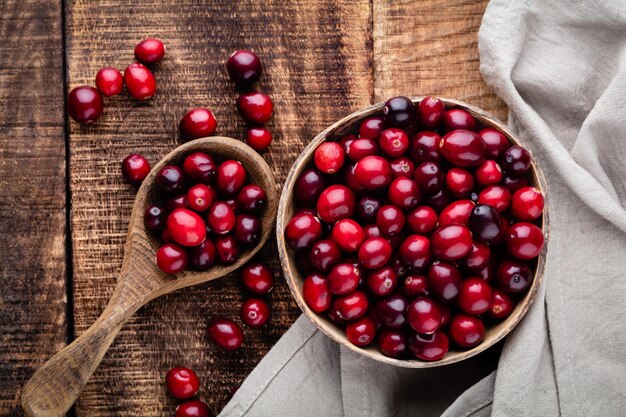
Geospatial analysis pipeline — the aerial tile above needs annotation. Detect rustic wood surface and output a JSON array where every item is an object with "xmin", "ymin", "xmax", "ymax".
[{"xmin": 1, "ymin": 0, "xmax": 506, "ymax": 415}]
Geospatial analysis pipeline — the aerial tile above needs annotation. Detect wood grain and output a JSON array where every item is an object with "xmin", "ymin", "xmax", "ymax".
[{"xmin": 0, "ymin": 1, "xmax": 67, "ymax": 416}]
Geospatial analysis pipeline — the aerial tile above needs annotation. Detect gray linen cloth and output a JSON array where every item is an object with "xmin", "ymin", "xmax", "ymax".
[{"xmin": 220, "ymin": 0, "xmax": 626, "ymax": 415}]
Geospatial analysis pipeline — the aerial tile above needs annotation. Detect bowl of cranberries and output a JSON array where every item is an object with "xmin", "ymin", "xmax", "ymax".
[{"xmin": 277, "ymin": 96, "xmax": 547, "ymax": 366}]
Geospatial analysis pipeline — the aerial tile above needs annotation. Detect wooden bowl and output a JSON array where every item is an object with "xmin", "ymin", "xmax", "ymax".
[{"xmin": 276, "ymin": 97, "xmax": 548, "ymax": 368}]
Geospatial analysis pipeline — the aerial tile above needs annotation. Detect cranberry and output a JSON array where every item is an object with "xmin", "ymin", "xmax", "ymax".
[
  {"xmin": 414, "ymin": 162, "xmax": 444, "ymax": 196},
  {"xmin": 476, "ymin": 257, "xmax": 498, "ymax": 281},
  {"xmin": 374, "ymin": 294, "xmax": 407, "ymax": 329},
  {"xmin": 178, "ymin": 108, "xmax": 218, "ymax": 141},
  {"xmin": 422, "ymin": 189, "xmax": 452, "ymax": 213},
  {"xmin": 379, "ymin": 128, "xmax": 409, "ymax": 157},
  {"xmin": 309, "ymin": 239, "xmax": 340, "ymax": 272},
  {"xmin": 357, "ymin": 196, "xmax": 382, "ymax": 222},
  {"xmin": 157, "ymin": 243, "xmax": 189, "ymax": 274},
  {"xmin": 431, "ymin": 224, "xmax": 472, "ymax": 261},
  {"xmin": 166, "ymin": 194, "xmax": 189, "ymax": 212},
  {"xmin": 95, "ymin": 67, "xmax": 123, "ymax": 97},
  {"xmin": 479, "ymin": 128, "xmax": 510, "ymax": 159},
  {"xmin": 284, "ymin": 212, "xmax": 322, "ymax": 250},
  {"xmin": 406, "ymin": 206, "xmax": 438, "ymax": 235},
  {"xmin": 475, "ymin": 160, "xmax": 503, "ymax": 187},
  {"xmin": 234, "ymin": 214, "xmax": 261, "ymax": 245},
  {"xmin": 511, "ymin": 186, "xmax": 544, "ymax": 221},
  {"xmin": 134, "ymin": 38, "xmax": 165, "ymax": 65},
  {"xmin": 428, "ymin": 261, "xmax": 462, "ymax": 301},
  {"xmin": 449, "ymin": 314, "xmax": 485, "ymax": 348},
  {"xmin": 237, "ymin": 92, "xmax": 273, "ymax": 124},
  {"xmin": 409, "ymin": 131, "xmax": 441, "ymax": 163},
  {"xmin": 302, "ymin": 272, "xmax": 332, "ymax": 313},
  {"xmin": 334, "ymin": 291, "xmax": 368, "ymax": 321},
  {"xmin": 165, "ymin": 367, "xmax": 199, "ymax": 400},
  {"xmin": 354, "ymin": 156, "xmax": 392, "ymax": 190},
  {"xmin": 189, "ymin": 240, "xmax": 216, "ymax": 271},
  {"xmin": 502, "ymin": 145, "xmax": 531, "ymax": 176},
  {"xmin": 388, "ymin": 178, "xmax": 420, "ymax": 209},
  {"xmin": 175, "ymin": 400, "xmax": 212, "ymax": 417},
  {"xmin": 358, "ymin": 237, "xmax": 392, "ymax": 269},
  {"xmin": 208, "ymin": 318, "xmax": 244, "ymax": 350},
  {"xmin": 332, "ymin": 219, "xmax": 365, "ymax": 252},
  {"xmin": 439, "ymin": 200, "xmax": 474, "ymax": 226},
  {"xmin": 461, "ymin": 242, "xmax": 490, "ymax": 271},
  {"xmin": 402, "ymin": 275, "xmax": 428, "ymax": 297},
  {"xmin": 383, "ymin": 96, "xmax": 416, "ymax": 127},
  {"xmin": 144, "ymin": 205, "xmax": 166, "ymax": 230},
  {"xmin": 469, "ymin": 204, "xmax": 505, "ymax": 244},
  {"xmin": 67, "ymin": 86, "xmax": 103, "ymax": 124},
  {"xmin": 227, "ymin": 50, "xmax": 263, "ymax": 84},
  {"xmin": 234, "ymin": 185, "xmax": 265, "ymax": 214},
  {"xmin": 418, "ymin": 96, "xmax": 445, "ymax": 129},
  {"xmin": 478, "ymin": 185, "xmax": 511, "ymax": 213},
  {"xmin": 367, "ymin": 266, "xmax": 397, "ymax": 297},
  {"xmin": 122, "ymin": 154, "xmax": 150, "ymax": 184},
  {"xmin": 245, "ymin": 127, "xmax": 272, "ymax": 153},
  {"xmin": 161, "ymin": 229, "xmax": 173, "ymax": 243},
  {"xmin": 410, "ymin": 331, "xmax": 449, "ymax": 361},
  {"xmin": 327, "ymin": 306, "xmax": 347, "ymax": 326},
  {"xmin": 346, "ymin": 139, "xmax": 379, "ymax": 162},
  {"xmin": 502, "ymin": 174, "xmax": 530, "ymax": 193},
  {"xmin": 490, "ymin": 289, "xmax": 514, "ymax": 319},
  {"xmin": 378, "ymin": 330, "xmax": 407, "ymax": 358},
  {"xmin": 389, "ymin": 157, "xmax": 415, "ymax": 178},
  {"xmin": 183, "ymin": 152, "xmax": 216, "ymax": 184},
  {"xmin": 124, "ymin": 63, "xmax": 156, "ymax": 100},
  {"xmin": 446, "ymin": 168, "xmax": 475, "ymax": 198},
  {"xmin": 314, "ymin": 142, "xmax": 345, "ymax": 174},
  {"xmin": 343, "ymin": 164, "xmax": 366, "ymax": 194},
  {"xmin": 407, "ymin": 296, "xmax": 442, "ymax": 334},
  {"xmin": 497, "ymin": 258, "xmax": 532, "ymax": 292},
  {"xmin": 346, "ymin": 317, "xmax": 376, "ymax": 347},
  {"xmin": 156, "ymin": 165, "xmax": 185, "ymax": 194},
  {"xmin": 167, "ymin": 208, "xmax": 206, "ymax": 247},
  {"xmin": 316, "ymin": 185, "xmax": 356, "ymax": 223},
  {"xmin": 457, "ymin": 277, "xmax": 493, "ymax": 315},
  {"xmin": 443, "ymin": 108, "xmax": 476, "ymax": 131},
  {"xmin": 206, "ymin": 202, "xmax": 235, "ymax": 235},
  {"xmin": 358, "ymin": 116, "xmax": 385, "ymax": 139},
  {"xmin": 506, "ymin": 222, "xmax": 544, "ymax": 260},
  {"xmin": 363, "ymin": 224, "xmax": 381, "ymax": 239},
  {"xmin": 398, "ymin": 235, "xmax": 430, "ymax": 270},
  {"xmin": 215, "ymin": 235, "xmax": 239, "ymax": 263},
  {"xmin": 328, "ymin": 263, "xmax": 361, "ymax": 295},
  {"xmin": 440, "ymin": 130, "xmax": 486, "ymax": 167},
  {"xmin": 216, "ymin": 160, "xmax": 246, "ymax": 196},
  {"xmin": 186, "ymin": 184, "xmax": 213, "ymax": 212},
  {"xmin": 373, "ymin": 206, "xmax": 403, "ymax": 237},
  {"xmin": 240, "ymin": 298, "xmax": 270, "ymax": 328},
  {"xmin": 294, "ymin": 169, "xmax": 326, "ymax": 207},
  {"xmin": 240, "ymin": 262, "xmax": 274, "ymax": 294}
]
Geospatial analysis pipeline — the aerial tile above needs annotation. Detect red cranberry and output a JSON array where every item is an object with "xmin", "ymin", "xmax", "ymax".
[
  {"xmin": 449, "ymin": 314, "xmax": 485, "ymax": 348},
  {"xmin": 166, "ymin": 194, "xmax": 189, "ymax": 212},
  {"xmin": 358, "ymin": 237, "xmax": 392, "ymax": 269},
  {"xmin": 409, "ymin": 331, "xmax": 449, "ymax": 361},
  {"xmin": 390, "ymin": 157, "xmax": 415, "ymax": 178},
  {"xmin": 316, "ymin": 185, "xmax": 356, "ymax": 223},
  {"xmin": 310, "ymin": 239, "xmax": 341, "ymax": 272},
  {"xmin": 245, "ymin": 127, "xmax": 272, "ymax": 153},
  {"xmin": 502, "ymin": 145, "xmax": 531, "ymax": 176},
  {"xmin": 431, "ymin": 224, "xmax": 472, "ymax": 261},
  {"xmin": 422, "ymin": 189, "xmax": 452, "ymax": 213},
  {"xmin": 124, "ymin": 63, "xmax": 156, "ymax": 100},
  {"xmin": 383, "ymin": 96, "xmax": 416, "ymax": 127},
  {"xmin": 367, "ymin": 266, "xmax": 397, "ymax": 297},
  {"xmin": 156, "ymin": 165, "xmax": 185, "ymax": 194},
  {"xmin": 333, "ymin": 291, "xmax": 368, "ymax": 321},
  {"xmin": 408, "ymin": 296, "xmax": 442, "ymax": 334},
  {"xmin": 343, "ymin": 163, "xmax": 367, "ymax": 194},
  {"xmin": 398, "ymin": 235, "xmax": 430, "ymax": 270},
  {"xmin": 461, "ymin": 242, "xmax": 490, "ymax": 271},
  {"xmin": 502, "ymin": 174, "xmax": 530, "ymax": 193},
  {"xmin": 215, "ymin": 235, "xmax": 239, "ymax": 264},
  {"xmin": 469, "ymin": 204, "xmax": 505, "ymax": 244},
  {"xmin": 443, "ymin": 108, "xmax": 476, "ymax": 131},
  {"xmin": 208, "ymin": 318, "xmax": 244, "ymax": 350},
  {"xmin": 134, "ymin": 38, "xmax": 165, "ymax": 65},
  {"xmin": 418, "ymin": 96, "xmax": 445, "ymax": 129},
  {"xmin": 227, "ymin": 50, "xmax": 262, "ymax": 84},
  {"xmin": 187, "ymin": 184, "xmax": 214, "ymax": 212},
  {"xmin": 240, "ymin": 262, "xmax": 274, "ymax": 294},
  {"xmin": 511, "ymin": 186, "xmax": 544, "ymax": 221},
  {"xmin": 236, "ymin": 185, "xmax": 267, "ymax": 214},
  {"xmin": 379, "ymin": 330, "xmax": 407, "ymax": 358},
  {"xmin": 122, "ymin": 153, "xmax": 150, "ymax": 184},
  {"xmin": 358, "ymin": 116, "xmax": 385, "ymax": 139},
  {"xmin": 475, "ymin": 160, "xmax": 503, "ymax": 186},
  {"xmin": 175, "ymin": 400, "xmax": 212, "ymax": 417},
  {"xmin": 406, "ymin": 206, "xmax": 438, "ymax": 234},
  {"xmin": 446, "ymin": 168, "xmax": 475, "ymax": 198},
  {"xmin": 207, "ymin": 202, "xmax": 236, "ymax": 235},
  {"xmin": 346, "ymin": 317, "xmax": 376, "ymax": 347},
  {"xmin": 240, "ymin": 298, "xmax": 270, "ymax": 328},
  {"xmin": 479, "ymin": 128, "xmax": 510, "ymax": 159},
  {"xmin": 409, "ymin": 131, "xmax": 441, "ymax": 163},
  {"xmin": 439, "ymin": 200, "xmax": 474, "ymax": 226},
  {"xmin": 403, "ymin": 275, "xmax": 429, "ymax": 297},
  {"xmin": 332, "ymin": 219, "xmax": 365, "ymax": 252},
  {"xmin": 183, "ymin": 152, "xmax": 216, "ymax": 184},
  {"xmin": 294, "ymin": 169, "xmax": 326, "ymax": 207},
  {"xmin": 234, "ymin": 214, "xmax": 261, "ymax": 245},
  {"xmin": 95, "ymin": 67, "xmax": 123, "ymax": 97},
  {"xmin": 388, "ymin": 178, "xmax": 420, "ymax": 209},
  {"xmin": 284, "ymin": 212, "xmax": 322, "ymax": 250},
  {"xmin": 413, "ymin": 162, "xmax": 443, "ymax": 196},
  {"xmin": 476, "ymin": 257, "xmax": 498, "ymax": 281},
  {"xmin": 428, "ymin": 261, "xmax": 462, "ymax": 301},
  {"xmin": 237, "ymin": 92, "xmax": 273, "ymax": 124},
  {"xmin": 375, "ymin": 205, "xmax": 404, "ymax": 236},
  {"xmin": 166, "ymin": 367, "xmax": 199, "ymax": 400},
  {"xmin": 458, "ymin": 277, "xmax": 493, "ymax": 315},
  {"xmin": 315, "ymin": 142, "xmax": 345, "ymax": 174},
  {"xmin": 478, "ymin": 185, "xmax": 511, "ymax": 213},
  {"xmin": 440, "ymin": 130, "xmax": 486, "ymax": 167},
  {"xmin": 327, "ymin": 305, "xmax": 347, "ymax": 326},
  {"xmin": 328, "ymin": 263, "xmax": 361, "ymax": 295},
  {"xmin": 216, "ymin": 160, "xmax": 246, "ymax": 196},
  {"xmin": 189, "ymin": 240, "xmax": 216, "ymax": 271},
  {"xmin": 363, "ymin": 224, "xmax": 381, "ymax": 239},
  {"xmin": 67, "ymin": 86, "xmax": 103, "ymax": 124},
  {"xmin": 167, "ymin": 208, "xmax": 206, "ymax": 247},
  {"xmin": 374, "ymin": 294, "xmax": 407, "ymax": 329},
  {"xmin": 358, "ymin": 196, "xmax": 382, "ymax": 222},
  {"xmin": 506, "ymin": 222, "xmax": 544, "ymax": 260},
  {"xmin": 179, "ymin": 108, "xmax": 217, "ymax": 141},
  {"xmin": 490, "ymin": 289, "xmax": 514, "ymax": 319},
  {"xmin": 303, "ymin": 272, "xmax": 332, "ymax": 313},
  {"xmin": 379, "ymin": 128, "xmax": 409, "ymax": 157},
  {"xmin": 354, "ymin": 156, "xmax": 392, "ymax": 190},
  {"xmin": 144, "ymin": 205, "xmax": 166, "ymax": 230},
  {"xmin": 157, "ymin": 243, "xmax": 189, "ymax": 274},
  {"xmin": 346, "ymin": 138, "xmax": 379, "ymax": 162},
  {"xmin": 497, "ymin": 258, "xmax": 532, "ymax": 292}
]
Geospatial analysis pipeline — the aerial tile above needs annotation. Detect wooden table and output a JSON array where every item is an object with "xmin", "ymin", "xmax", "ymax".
[{"xmin": 0, "ymin": 1, "xmax": 505, "ymax": 415}]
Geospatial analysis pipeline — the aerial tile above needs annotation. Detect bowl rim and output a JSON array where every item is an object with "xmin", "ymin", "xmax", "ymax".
[{"xmin": 276, "ymin": 96, "xmax": 549, "ymax": 368}]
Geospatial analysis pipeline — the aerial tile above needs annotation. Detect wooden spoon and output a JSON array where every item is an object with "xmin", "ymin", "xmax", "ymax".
[{"xmin": 21, "ymin": 136, "xmax": 278, "ymax": 417}]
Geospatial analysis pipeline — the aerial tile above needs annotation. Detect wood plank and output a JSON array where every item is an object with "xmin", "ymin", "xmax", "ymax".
[
  {"xmin": 0, "ymin": 1, "xmax": 67, "ymax": 415},
  {"xmin": 65, "ymin": 1, "xmax": 372, "ymax": 415}
]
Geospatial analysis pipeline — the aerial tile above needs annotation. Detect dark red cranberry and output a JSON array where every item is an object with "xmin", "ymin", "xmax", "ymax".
[
  {"xmin": 407, "ymin": 296, "xmax": 442, "ymax": 334},
  {"xmin": 367, "ymin": 266, "xmax": 397, "ymax": 297},
  {"xmin": 346, "ymin": 138, "xmax": 379, "ymax": 162},
  {"xmin": 161, "ymin": 228, "xmax": 173, "ymax": 243},
  {"xmin": 449, "ymin": 314, "xmax": 485, "ymax": 348},
  {"xmin": 332, "ymin": 219, "xmax": 365, "ymax": 252},
  {"xmin": 358, "ymin": 116, "xmax": 385, "ymax": 140},
  {"xmin": 489, "ymin": 289, "xmax": 514, "ymax": 319},
  {"xmin": 67, "ymin": 86, "xmax": 103, "ymax": 124},
  {"xmin": 157, "ymin": 243, "xmax": 189, "ymax": 274},
  {"xmin": 294, "ymin": 169, "xmax": 326, "ymax": 207},
  {"xmin": 346, "ymin": 317, "xmax": 376, "ymax": 347},
  {"xmin": 207, "ymin": 202, "xmax": 236, "ymax": 235},
  {"xmin": 446, "ymin": 168, "xmax": 475, "ymax": 198},
  {"xmin": 374, "ymin": 294, "xmax": 407, "ymax": 329},
  {"xmin": 502, "ymin": 174, "xmax": 530, "ymax": 193},
  {"xmin": 236, "ymin": 185, "xmax": 267, "ymax": 214},
  {"xmin": 240, "ymin": 298, "xmax": 270, "ymax": 328},
  {"xmin": 506, "ymin": 222, "xmax": 544, "ymax": 260},
  {"xmin": 388, "ymin": 178, "xmax": 420, "ymax": 209},
  {"xmin": 461, "ymin": 242, "xmax": 490, "ymax": 271},
  {"xmin": 134, "ymin": 38, "xmax": 165, "ymax": 65},
  {"xmin": 354, "ymin": 156, "xmax": 392, "ymax": 190},
  {"xmin": 511, "ymin": 186, "xmax": 544, "ymax": 221},
  {"xmin": 378, "ymin": 330, "xmax": 407, "ymax": 358},
  {"xmin": 476, "ymin": 257, "xmax": 498, "ymax": 281},
  {"xmin": 423, "ymin": 189, "xmax": 453, "ymax": 213},
  {"xmin": 328, "ymin": 263, "xmax": 361, "ymax": 295},
  {"xmin": 443, "ymin": 108, "xmax": 476, "ymax": 131},
  {"xmin": 216, "ymin": 160, "xmax": 246, "ymax": 196},
  {"xmin": 418, "ymin": 96, "xmax": 445, "ymax": 129},
  {"xmin": 245, "ymin": 127, "xmax": 272, "ymax": 153},
  {"xmin": 440, "ymin": 130, "xmax": 486, "ymax": 167},
  {"xmin": 333, "ymin": 291, "xmax": 368, "ymax": 321},
  {"xmin": 95, "ymin": 67, "xmax": 123, "ymax": 97},
  {"xmin": 310, "ymin": 239, "xmax": 341, "ymax": 272},
  {"xmin": 175, "ymin": 400, "xmax": 212, "ymax": 417},
  {"xmin": 431, "ymin": 224, "xmax": 472, "ymax": 261},
  {"xmin": 409, "ymin": 131, "xmax": 441, "ymax": 163},
  {"xmin": 179, "ymin": 108, "xmax": 217, "ymax": 141},
  {"xmin": 224, "ymin": 198, "xmax": 240, "ymax": 214},
  {"xmin": 343, "ymin": 163, "xmax": 366, "ymax": 194},
  {"xmin": 389, "ymin": 157, "xmax": 415, "ymax": 178},
  {"xmin": 357, "ymin": 196, "xmax": 382, "ymax": 222},
  {"xmin": 458, "ymin": 277, "xmax": 493, "ymax": 315},
  {"xmin": 187, "ymin": 184, "xmax": 214, "ymax": 212},
  {"xmin": 379, "ymin": 128, "xmax": 409, "ymax": 157},
  {"xmin": 227, "ymin": 50, "xmax": 262, "ymax": 84},
  {"xmin": 428, "ymin": 261, "xmax": 462, "ymax": 301},
  {"xmin": 314, "ymin": 142, "xmax": 345, "ymax": 174},
  {"xmin": 497, "ymin": 258, "xmax": 532, "ymax": 292},
  {"xmin": 166, "ymin": 194, "xmax": 189, "ymax": 212},
  {"xmin": 214, "ymin": 235, "xmax": 239, "ymax": 263},
  {"xmin": 439, "ymin": 302, "xmax": 451, "ymax": 327},
  {"xmin": 398, "ymin": 235, "xmax": 430, "ymax": 270},
  {"xmin": 234, "ymin": 214, "xmax": 261, "ymax": 245},
  {"xmin": 406, "ymin": 206, "xmax": 438, "ymax": 235},
  {"xmin": 237, "ymin": 92, "xmax": 273, "ymax": 124},
  {"xmin": 144, "ymin": 205, "xmax": 166, "ymax": 230},
  {"xmin": 439, "ymin": 200, "xmax": 474, "ymax": 226},
  {"xmin": 358, "ymin": 237, "xmax": 392, "ymax": 269},
  {"xmin": 122, "ymin": 154, "xmax": 150, "ymax": 184},
  {"xmin": 166, "ymin": 367, "xmax": 199, "ymax": 400},
  {"xmin": 316, "ymin": 185, "xmax": 356, "ymax": 223},
  {"xmin": 189, "ymin": 240, "xmax": 216, "ymax": 271},
  {"xmin": 475, "ymin": 160, "xmax": 503, "ymax": 187},
  {"xmin": 240, "ymin": 262, "xmax": 274, "ymax": 294},
  {"xmin": 375, "ymin": 205, "xmax": 405, "ymax": 236},
  {"xmin": 403, "ymin": 274, "xmax": 429, "ymax": 297},
  {"xmin": 478, "ymin": 185, "xmax": 511, "ymax": 213},
  {"xmin": 479, "ymin": 128, "xmax": 510, "ymax": 159},
  {"xmin": 410, "ymin": 331, "xmax": 449, "ymax": 361},
  {"xmin": 208, "ymin": 318, "xmax": 244, "ymax": 350},
  {"xmin": 167, "ymin": 208, "xmax": 206, "ymax": 247},
  {"xmin": 383, "ymin": 96, "xmax": 416, "ymax": 127},
  {"xmin": 183, "ymin": 152, "xmax": 216, "ymax": 184},
  {"xmin": 502, "ymin": 145, "xmax": 531, "ymax": 176},
  {"xmin": 414, "ymin": 162, "xmax": 444, "ymax": 196},
  {"xmin": 284, "ymin": 212, "xmax": 322, "ymax": 250},
  {"xmin": 156, "ymin": 165, "xmax": 185, "ymax": 194},
  {"xmin": 469, "ymin": 204, "xmax": 505, "ymax": 244},
  {"xmin": 302, "ymin": 272, "xmax": 332, "ymax": 313},
  {"xmin": 124, "ymin": 63, "xmax": 156, "ymax": 100}
]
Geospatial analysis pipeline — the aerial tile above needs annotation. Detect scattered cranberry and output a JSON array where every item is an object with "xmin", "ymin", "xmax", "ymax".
[
  {"xmin": 446, "ymin": 168, "xmax": 475, "ymax": 198},
  {"xmin": 511, "ymin": 186, "xmax": 544, "ymax": 220},
  {"xmin": 294, "ymin": 169, "xmax": 326, "ymax": 207},
  {"xmin": 502, "ymin": 145, "xmax": 531, "ymax": 176},
  {"xmin": 449, "ymin": 314, "xmax": 485, "ymax": 348},
  {"xmin": 359, "ymin": 116, "xmax": 385, "ymax": 139},
  {"xmin": 379, "ymin": 128, "xmax": 409, "ymax": 157},
  {"xmin": 95, "ymin": 67, "xmax": 123, "ymax": 97},
  {"xmin": 240, "ymin": 298, "xmax": 270, "ymax": 328},
  {"xmin": 175, "ymin": 400, "xmax": 212, "ymax": 417},
  {"xmin": 506, "ymin": 222, "xmax": 544, "ymax": 260},
  {"xmin": 490, "ymin": 289, "xmax": 514, "ymax": 319},
  {"xmin": 237, "ymin": 92, "xmax": 273, "ymax": 124},
  {"xmin": 314, "ymin": 142, "xmax": 345, "ymax": 174},
  {"xmin": 383, "ymin": 96, "xmax": 416, "ymax": 127},
  {"xmin": 358, "ymin": 237, "xmax": 392, "ymax": 269},
  {"xmin": 346, "ymin": 317, "xmax": 377, "ymax": 347},
  {"xmin": 208, "ymin": 318, "xmax": 244, "ymax": 351},
  {"xmin": 67, "ymin": 86, "xmax": 103, "ymax": 124},
  {"xmin": 179, "ymin": 108, "xmax": 217, "ymax": 141},
  {"xmin": 183, "ymin": 152, "xmax": 216, "ymax": 184},
  {"xmin": 124, "ymin": 62, "xmax": 156, "ymax": 100},
  {"xmin": 440, "ymin": 130, "xmax": 486, "ymax": 167},
  {"xmin": 157, "ymin": 243, "xmax": 189, "ymax": 274},
  {"xmin": 122, "ymin": 153, "xmax": 150, "ymax": 184},
  {"xmin": 246, "ymin": 127, "xmax": 272, "ymax": 153},
  {"xmin": 214, "ymin": 235, "xmax": 239, "ymax": 264},
  {"xmin": 166, "ymin": 367, "xmax": 199, "ymax": 400},
  {"xmin": 418, "ymin": 96, "xmax": 445, "ymax": 129},
  {"xmin": 443, "ymin": 108, "xmax": 476, "ymax": 131},
  {"xmin": 479, "ymin": 128, "xmax": 510, "ymax": 159},
  {"xmin": 227, "ymin": 50, "xmax": 263, "ymax": 84},
  {"xmin": 134, "ymin": 38, "xmax": 165, "ymax": 65},
  {"xmin": 316, "ymin": 185, "xmax": 356, "ymax": 223},
  {"xmin": 189, "ymin": 240, "xmax": 216, "ymax": 271},
  {"xmin": 240, "ymin": 262, "xmax": 274, "ymax": 294},
  {"xmin": 379, "ymin": 330, "xmax": 407, "ymax": 358},
  {"xmin": 431, "ymin": 224, "xmax": 472, "ymax": 261},
  {"xmin": 409, "ymin": 331, "xmax": 449, "ymax": 361}
]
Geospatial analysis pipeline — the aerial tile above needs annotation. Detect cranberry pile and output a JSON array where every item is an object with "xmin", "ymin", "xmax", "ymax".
[
  {"xmin": 285, "ymin": 96, "xmax": 545, "ymax": 361},
  {"xmin": 165, "ymin": 367, "xmax": 213, "ymax": 417}
]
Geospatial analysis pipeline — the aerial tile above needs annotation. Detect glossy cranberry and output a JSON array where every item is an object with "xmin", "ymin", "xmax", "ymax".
[
  {"xmin": 389, "ymin": 157, "xmax": 415, "ymax": 179},
  {"xmin": 502, "ymin": 174, "xmax": 530, "ymax": 193},
  {"xmin": 175, "ymin": 400, "xmax": 212, "ymax": 417},
  {"xmin": 294, "ymin": 169, "xmax": 325, "ymax": 207},
  {"xmin": 399, "ymin": 276, "xmax": 426, "ymax": 299},
  {"xmin": 144, "ymin": 205, "xmax": 166, "ymax": 230},
  {"xmin": 440, "ymin": 130, "xmax": 486, "ymax": 167},
  {"xmin": 378, "ymin": 330, "xmax": 407, "ymax": 358},
  {"xmin": 227, "ymin": 50, "xmax": 262, "ymax": 84},
  {"xmin": 378, "ymin": 128, "xmax": 409, "ymax": 157},
  {"xmin": 478, "ymin": 185, "xmax": 511, "ymax": 213},
  {"xmin": 363, "ymin": 224, "xmax": 381, "ymax": 239},
  {"xmin": 167, "ymin": 208, "xmax": 206, "ymax": 247},
  {"xmin": 475, "ymin": 161, "xmax": 502, "ymax": 187},
  {"xmin": 183, "ymin": 152, "xmax": 216, "ymax": 184},
  {"xmin": 67, "ymin": 86, "xmax": 103, "ymax": 124},
  {"xmin": 367, "ymin": 266, "xmax": 397, "ymax": 297},
  {"xmin": 186, "ymin": 184, "xmax": 213, "ymax": 212},
  {"xmin": 237, "ymin": 92, "xmax": 273, "ymax": 124},
  {"xmin": 331, "ymin": 219, "xmax": 365, "ymax": 252},
  {"xmin": 358, "ymin": 237, "xmax": 392, "ymax": 269},
  {"xmin": 443, "ymin": 108, "xmax": 476, "ymax": 131},
  {"xmin": 208, "ymin": 318, "xmax": 244, "ymax": 350},
  {"xmin": 397, "ymin": 235, "xmax": 430, "ymax": 270},
  {"xmin": 489, "ymin": 289, "xmax": 514, "ymax": 319},
  {"xmin": 134, "ymin": 38, "xmax": 165, "ymax": 65},
  {"xmin": 475, "ymin": 257, "xmax": 498, "ymax": 281},
  {"xmin": 240, "ymin": 298, "xmax": 270, "ymax": 328},
  {"xmin": 121, "ymin": 154, "xmax": 150, "ymax": 184},
  {"xmin": 178, "ymin": 108, "xmax": 217, "ymax": 141},
  {"xmin": 224, "ymin": 197, "xmax": 241, "ymax": 213},
  {"xmin": 240, "ymin": 262, "xmax": 274, "ymax": 294},
  {"xmin": 316, "ymin": 185, "xmax": 356, "ymax": 223},
  {"xmin": 165, "ymin": 195, "xmax": 189, "ymax": 212},
  {"xmin": 469, "ymin": 204, "xmax": 505, "ymax": 244},
  {"xmin": 461, "ymin": 242, "xmax": 490, "ymax": 271},
  {"xmin": 418, "ymin": 96, "xmax": 445, "ymax": 129},
  {"xmin": 446, "ymin": 168, "xmax": 475, "ymax": 198},
  {"xmin": 373, "ymin": 205, "xmax": 403, "ymax": 237},
  {"xmin": 234, "ymin": 185, "xmax": 265, "ymax": 214},
  {"xmin": 353, "ymin": 156, "xmax": 392, "ymax": 190},
  {"xmin": 383, "ymin": 96, "xmax": 416, "ymax": 127},
  {"xmin": 308, "ymin": 239, "xmax": 339, "ymax": 272},
  {"xmin": 327, "ymin": 263, "xmax": 361, "ymax": 295},
  {"xmin": 511, "ymin": 186, "xmax": 543, "ymax": 221},
  {"xmin": 166, "ymin": 367, "xmax": 199, "ymax": 400},
  {"xmin": 506, "ymin": 222, "xmax": 544, "ymax": 260},
  {"xmin": 333, "ymin": 291, "xmax": 368, "ymax": 321},
  {"xmin": 449, "ymin": 314, "xmax": 485, "ymax": 348},
  {"xmin": 302, "ymin": 272, "xmax": 332, "ymax": 313},
  {"xmin": 242, "ymin": 127, "xmax": 272, "ymax": 153},
  {"xmin": 413, "ymin": 162, "xmax": 443, "ymax": 196},
  {"xmin": 188, "ymin": 240, "xmax": 216, "ymax": 271},
  {"xmin": 497, "ymin": 258, "xmax": 532, "ymax": 292},
  {"xmin": 358, "ymin": 116, "xmax": 385, "ymax": 139},
  {"xmin": 374, "ymin": 294, "xmax": 407, "ymax": 329},
  {"xmin": 422, "ymin": 189, "xmax": 452, "ymax": 213},
  {"xmin": 457, "ymin": 277, "xmax": 493, "ymax": 315},
  {"xmin": 409, "ymin": 131, "xmax": 441, "ymax": 163},
  {"xmin": 215, "ymin": 235, "xmax": 239, "ymax": 264},
  {"xmin": 479, "ymin": 128, "xmax": 510, "ymax": 159},
  {"xmin": 407, "ymin": 296, "xmax": 442, "ymax": 334},
  {"xmin": 346, "ymin": 138, "xmax": 379, "ymax": 162},
  {"xmin": 357, "ymin": 196, "xmax": 382, "ymax": 222},
  {"xmin": 124, "ymin": 63, "xmax": 156, "ymax": 100},
  {"xmin": 439, "ymin": 200, "xmax": 474, "ymax": 226},
  {"xmin": 156, "ymin": 165, "xmax": 185, "ymax": 194},
  {"xmin": 409, "ymin": 331, "xmax": 449, "ymax": 361},
  {"xmin": 233, "ymin": 214, "xmax": 260, "ymax": 245},
  {"xmin": 346, "ymin": 317, "xmax": 376, "ymax": 347},
  {"xmin": 284, "ymin": 212, "xmax": 322, "ymax": 250},
  {"xmin": 431, "ymin": 224, "xmax": 472, "ymax": 261},
  {"xmin": 387, "ymin": 178, "xmax": 420, "ymax": 210},
  {"xmin": 406, "ymin": 206, "xmax": 437, "ymax": 235},
  {"xmin": 502, "ymin": 145, "xmax": 531, "ymax": 176},
  {"xmin": 342, "ymin": 163, "xmax": 366, "ymax": 194},
  {"xmin": 314, "ymin": 142, "xmax": 345, "ymax": 174},
  {"xmin": 216, "ymin": 160, "xmax": 246, "ymax": 196},
  {"xmin": 428, "ymin": 261, "xmax": 462, "ymax": 301},
  {"xmin": 327, "ymin": 305, "xmax": 347, "ymax": 325},
  {"xmin": 95, "ymin": 67, "xmax": 123, "ymax": 97},
  {"xmin": 206, "ymin": 202, "xmax": 235, "ymax": 235},
  {"xmin": 157, "ymin": 243, "xmax": 189, "ymax": 274}
]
